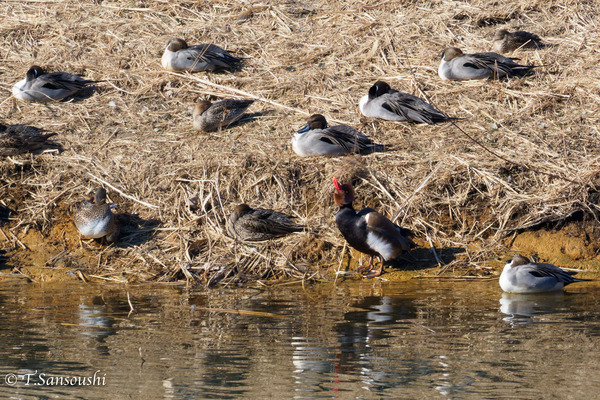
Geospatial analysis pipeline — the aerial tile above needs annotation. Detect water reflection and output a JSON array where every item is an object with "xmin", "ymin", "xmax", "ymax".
[
  {"xmin": 0, "ymin": 279, "xmax": 599, "ymax": 399},
  {"xmin": 499, "ymin": 292, "xmax": 571, "ymax": 325}
]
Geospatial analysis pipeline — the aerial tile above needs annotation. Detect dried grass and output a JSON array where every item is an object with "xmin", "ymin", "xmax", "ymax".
[{"xmin": 1, "ymin": 0, "xmax": 600, "ymax": 284}]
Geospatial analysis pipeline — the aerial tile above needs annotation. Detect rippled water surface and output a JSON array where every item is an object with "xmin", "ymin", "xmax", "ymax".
[{"xmin": 1, "ymin": 278, "xmax": 599, "ymax": 399}]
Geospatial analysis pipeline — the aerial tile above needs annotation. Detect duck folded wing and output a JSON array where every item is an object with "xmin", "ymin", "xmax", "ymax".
[
  {"xmin": 244, "ymin": 209, "xmax": 304, "ymax": 235},
  {"xmin": 361, "ymin": 210, "xmax": 414, "ymax": 253},
  {"xmin": 521, "ymin": 263, "xmax": 581, "ymax": 283},
  {"xmin": 215, "ymin": 99, "xmax": 254, "ymax": 122},
  {"xmin": 187, "ymin": 44, "xmax": 240, "ymax": 66},
  {"xmin": 381, "ymin": 94, "xmax": 446, "ymax": 124},
  {"xmin": 39, "ymin": 72, "xmax": 97, "ymax": 91},
  {"xmin": 464, "ymin": 53, "xmax": 529, "ymax": 76},
  {"xmin": 317, "ymin": 126, "xmax": 374, "ymax": 152}
]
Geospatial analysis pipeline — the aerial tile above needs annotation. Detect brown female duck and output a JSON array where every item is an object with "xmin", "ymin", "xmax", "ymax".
[
  {"xmin": 227, "ymin": 204, "xmax": 304, "ymax": 242},
  {"xmin": 0, "ymin": 124, "xmax": 56, "ymax": 156}
]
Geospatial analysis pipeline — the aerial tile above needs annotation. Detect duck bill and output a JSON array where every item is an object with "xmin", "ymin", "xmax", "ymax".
[
  {"xmin": 296, "ymin": 124, "xmax": 310, "ymax": 133},
  {"xmin": 333, "ymin": 177, "xmax": 342, "ymax": 191}
]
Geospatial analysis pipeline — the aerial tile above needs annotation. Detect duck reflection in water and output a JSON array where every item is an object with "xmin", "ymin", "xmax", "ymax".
[
  {"xmin": 499, "ymin": 292, "xmax": 571, "ymax": 326},
  {"xmin": 335, "ymin": 296, "xmax": 419, "ymax": 389},
  {"xmin": 292, "ymin": 295, "xmax": 419, "ymax": 395}
]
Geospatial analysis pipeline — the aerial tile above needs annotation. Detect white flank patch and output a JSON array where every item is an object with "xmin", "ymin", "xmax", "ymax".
[
  {"xmin": 12, "ymin": 78, "xmax": 27, "ymax": 99},
  {"xmin": 498, "ymin": 265, "xmax": 513, "ymax": 292},
  {"xmin": 438, "ymin": 60, "xmax": 449, "ymax": 80},
  {"xmin": 366, "ymin": 232, "xmax": 394, "ymax": 260},
  {"xmin": 161, "ymin": 50, "xmax": 173, "ymax": 70},
  {"xmin": 291, "ymin": 134, "xmax": 305, "ymax": 156},
  {"xmin": 358, "ymin": 95, "xmax": 369, "ymax": 116}
]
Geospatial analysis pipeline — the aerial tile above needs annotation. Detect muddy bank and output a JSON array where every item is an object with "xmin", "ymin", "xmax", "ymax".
[{"xmin": 2, "ymin": 187, "xmax": 598, "ymax": 284}]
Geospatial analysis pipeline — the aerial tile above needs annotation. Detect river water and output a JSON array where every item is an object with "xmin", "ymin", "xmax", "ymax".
[{"xmin": 1, "ymin": 278, "xmax": 599, "ymax": 399}]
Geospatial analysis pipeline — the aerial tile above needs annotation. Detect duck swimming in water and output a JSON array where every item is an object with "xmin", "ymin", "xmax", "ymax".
[
  {"xmin": 359, "ymin": 81, "xmax": 449, "ymax": 124},
  {"xmin": 493, "ymin": 29, "xmax": 544, "ymax": 54},
  {"xmin": 161, "ymin": 38, "xmax": 242, "ymax": 72},
  {"xmin": 227, "ymin": 204, "xmax": 305, "ymax": 242},
  {"xmin": 438, "ymin": 47, "xmax": 535, "ymax": 80},
  {"xmin": 74, "ymin": 188, "xmax": 119, "ymax": 243},
  {"xmin": 0, "ymin": 123, "xmax": 57, "ymax": 156},
  {"xmin": 193, "ymin": 99, "xmax": 255, "ymax": 132},
  {"xmin": 12, "ymin": 65, "xmax": 100, "ymax": 102},
  {"xmin": 333, "ymin": 178, "xmax": 415, "ymax": 278},
  {"xmin": 292, "ymin": 114, "xmax": 385, "ymax": 157},
  {"xmin": 499, "ymin": 254, "xmax": 589, "ymax": 293}
]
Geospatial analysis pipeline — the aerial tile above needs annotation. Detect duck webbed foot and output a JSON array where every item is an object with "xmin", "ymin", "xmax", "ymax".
[
  {"xmin": 364, "ymin": 264, "xmax": 384, "ymax": 279},
  {"xmin": 356, "ymin": 256, "xmax": 374, "ymax": 274}
]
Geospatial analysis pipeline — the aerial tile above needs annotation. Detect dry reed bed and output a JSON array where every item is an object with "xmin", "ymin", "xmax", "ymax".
[{"xmin": 1, "ymin": 0, "xmax": 599, "ymax": 283}]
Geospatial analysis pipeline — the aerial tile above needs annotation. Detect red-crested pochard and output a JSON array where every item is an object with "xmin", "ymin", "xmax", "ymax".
[{"xmin": 333, "ymin": 178, "xmax": 415, "ymax": 278}]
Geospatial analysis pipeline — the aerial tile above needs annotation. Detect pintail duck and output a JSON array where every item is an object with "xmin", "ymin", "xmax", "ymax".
[
  {"xmin": 359, "ymin": 81, "xmax": 449, "ymax": 124},
  {"xmin": 0, "ymin": 124, "xmax": 57, "ymax": 156},
  {"xmin": 193, "ymin": 99, "xmax": 254, "ymax": 132},
  {"xmin": 293, "ymin": 114, "xmax": 385, "ymax": 157},
  {"xmin": 227, "ymin": 204, "xmax": 305, "ymax": 242},
  {"xmin": 12, "ymin": 65, "xmax": 100, "ymax": 102},
  {"xmin": 493, "ymin": 29, "xmax": 544, "ymax": 54},
  {"xmin": 499, "ymin": 254, "xmax": 589, "ymax": 293},
  {"xmin": 74, "ymin": 188, "xmax": 119, "ymax": 243},
  {"xmin": 161, "ymin": 38, "xmax": 242, "ymax": 72},
  {"xmin": 438, "ymin": 47, "xmax": 535, "ymax": 80},
  {"xmin": 333, "ymin": 178, "xmax": 415, "ymax": 278}
]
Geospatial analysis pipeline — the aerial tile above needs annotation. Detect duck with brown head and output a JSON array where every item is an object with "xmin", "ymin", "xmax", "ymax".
[
  {"xmin": 333, "ymin": 178, "xmax": 415, "ymax": 278},
  {"xmin": 499, "ymin": 254, "xmax": 589, "ymax": 293},
  {"xmin": 493, "ymin": 29, "xmax": 544, "ymax": 54},
  {"xmin": 161, "ymin": 38, "xmax": 242, "ymax": 72},
  {"xmin": 438, "ymin": 47, "xmax": 535, "ymax": 80},
  {"xmin": 0, "ymin": 123, "xmax": 57, "ymax": 156},
  {"xmin": 193, "ymin": 99, "xmax": 255, "ymax": 132},
  {"xmin": 227, "ymin": 204, "xmax": 305, "ymax": 242},
  {"xmin": 74, "ymin": 188, "xmax": 119, "ymax": 244},
  {"xmin": 293, "ymin": 114, "xmax": 385, "ymax": 157}
]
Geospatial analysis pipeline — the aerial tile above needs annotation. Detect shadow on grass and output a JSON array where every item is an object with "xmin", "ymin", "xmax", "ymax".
[{"xmin": 113, "ymin": 213, "xmax": 161, "ymax": 248}]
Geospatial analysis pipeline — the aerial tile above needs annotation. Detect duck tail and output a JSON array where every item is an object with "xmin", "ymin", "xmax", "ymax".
[
  {"xmin": 430, "ymin": 114, "xmax": 465, "ymax": 124},
  {"xmin": 222, "ymin": 53, "xmax": 244, "ymax": 64},
  {"xmin": 563, "ymin": 269, "xmax": 593, "ymax": 282},
  {"xmin": 362, "ymin": 142, "xmax": 386, "ymax": 154},
  {"xmin": 373, "ymin": 143, "xmax": 386, "ymax": 153},
  {"xmin": 570, "ymin": 274, "xmax": 593, "ymax": 282},
  {"xmin": 216, "ymin": 54, "xmax": 244, "ymax": 71},
  {"xmin": 41, "ymin": 132, "xmax": 58, "ymax": 140},
  {"xmin": 512, "ymin": 64, "xmax": 538, "ymax": 78},
  {"xmin": 238, "ymin": 99, "xmax": 255, "ymax": 108},
  {"xmin": 444, "ymin": 115, "xmax": 467, "ymax": 122},
  {"xmin": 83, "ymin": 79, "xmax": 105, "ymax": 85}
]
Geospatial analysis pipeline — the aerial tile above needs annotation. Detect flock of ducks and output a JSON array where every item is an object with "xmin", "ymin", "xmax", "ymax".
[{"xmin": 2, "ymin": 27, "xmax": 590, "ymax": 292}]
